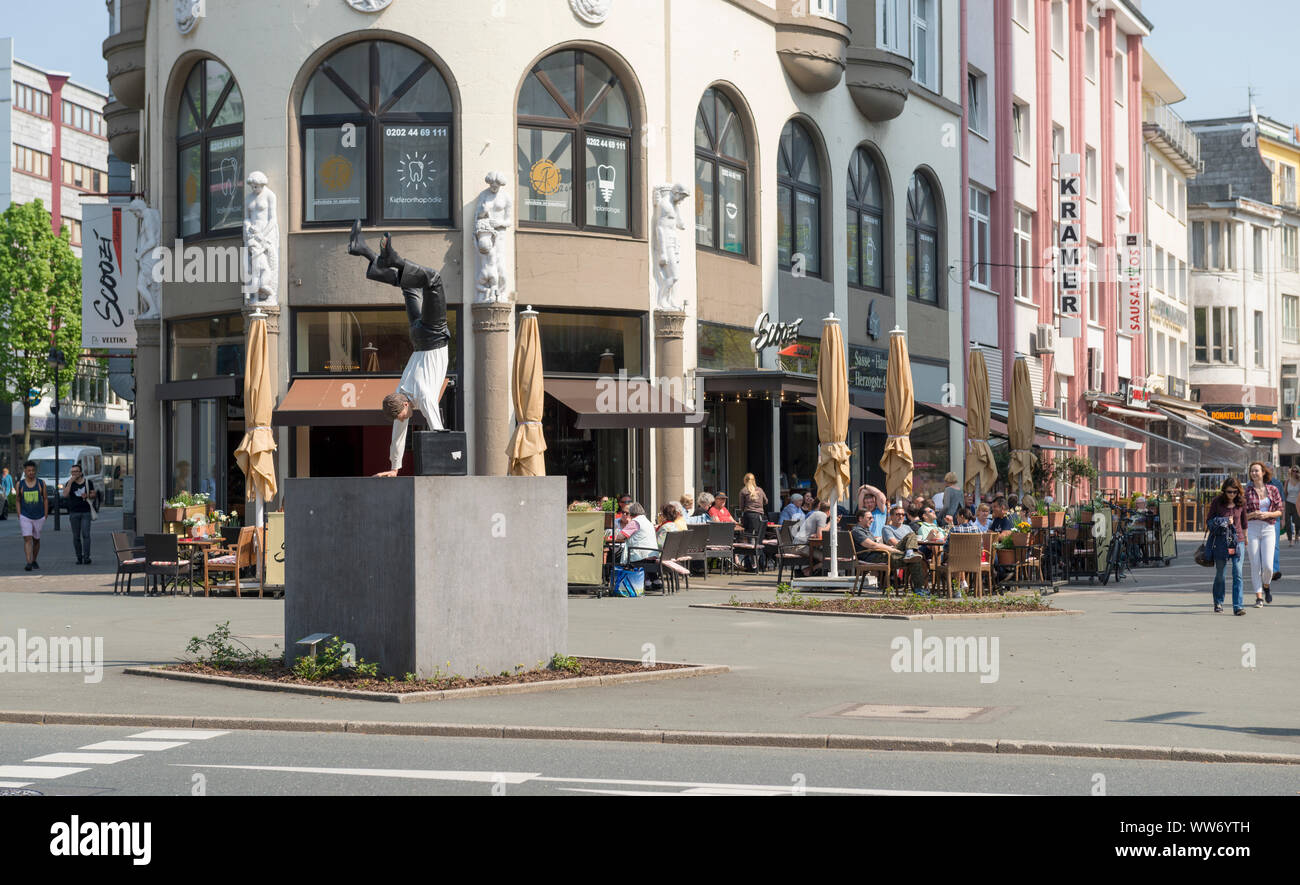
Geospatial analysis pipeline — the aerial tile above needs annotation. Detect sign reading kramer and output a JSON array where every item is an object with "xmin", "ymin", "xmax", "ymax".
[{"xmin": 1057, "ymin": 154, "xmax": 1083, "ymax": 339}]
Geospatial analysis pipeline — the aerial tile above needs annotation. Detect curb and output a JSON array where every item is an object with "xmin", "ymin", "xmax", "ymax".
[
  {"xmin": 688, "ymin": 603, "xmax": 1084, "ymax": 620},
  {"xmin": 121, "ymin": 661, "xmax": 730, "ymax": 703},
  {"xmin": 3, "ymin": 710, "xmax": 1299, "ymax": 765}
]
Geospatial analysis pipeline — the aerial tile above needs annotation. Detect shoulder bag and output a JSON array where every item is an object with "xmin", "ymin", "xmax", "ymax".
[{"xmin": 87, "ymin": 479, "xmax": 99, "ymax": 521}]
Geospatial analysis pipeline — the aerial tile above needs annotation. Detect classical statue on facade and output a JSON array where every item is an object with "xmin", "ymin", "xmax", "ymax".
[
  {"xmin": 653, "ymin": 183, "xmax": 690, "ymax": 312},
  {"xmin": 127, "ymin": 198, "xmax": 161, "ymax": 320},
  {"xmin": 473, "ymin": 171, "xmax": 512, "ymax": 303},
  {"xmin": 242, "ymin": 171, "xmax": 279, "ymax": 306},
  {"xmin": 175, "ymin": 0, "xmax": 203, "ymax": 34},
  {"xmin": 348, "ymin": 222, "xmax": 451, "ymax": 476},
  {"xmin": 570, "ymin": 0, "xmax": 612, "ymax": 24}
]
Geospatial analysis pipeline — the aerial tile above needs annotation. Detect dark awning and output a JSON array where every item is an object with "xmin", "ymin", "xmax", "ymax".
[
  {"xmin": 156, "ymin": 376, "xmax": 241, "ymax": 401},
  {"xmin": 546, "ymin": 377, "xmax": 705, "ymax": 429},
  {"xmin": 273, "ymin": 378, "xmax": 397, "ymax": 426},
  {"xmin": 796, "ymin": 396, "xmax": 886, "ymax": 427}
]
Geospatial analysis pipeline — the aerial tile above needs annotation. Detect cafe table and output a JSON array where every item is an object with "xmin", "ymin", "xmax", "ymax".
[{"xmin": 178, "ymin": 536, "xmax": 221, "ymax": 595}]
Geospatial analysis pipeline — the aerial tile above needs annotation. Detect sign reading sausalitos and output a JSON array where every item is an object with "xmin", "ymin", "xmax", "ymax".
[
  {"xmin": 81, "ymin": 204, "xmax": 138, "ymax": 349},
  {"xmin": 1057, "ymin": 154, "xmax": 1083, "ymax": 339},
  {"xmin": 1122, "ymin": 233, "xmax": 1144, "ymax": 335}
]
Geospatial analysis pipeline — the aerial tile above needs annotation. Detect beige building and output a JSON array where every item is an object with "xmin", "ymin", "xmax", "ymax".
[{"xmin": 104, "ymin": 0, "xmax": 965, "ymax": 529}]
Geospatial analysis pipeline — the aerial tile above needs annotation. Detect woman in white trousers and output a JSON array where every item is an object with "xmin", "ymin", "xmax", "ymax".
[{"xmin": 1245, "ymin": 461, "xmax": 1284, "ymax": 608}]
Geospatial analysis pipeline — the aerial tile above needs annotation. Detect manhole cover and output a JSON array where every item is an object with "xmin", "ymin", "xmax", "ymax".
[
  {"xmin": 0, "ymin": 788, "xmax": 43, "ymax": 796},
  {"xmin": 809, "ymin": 703, "xmax": 1004, "ymax": 721}
]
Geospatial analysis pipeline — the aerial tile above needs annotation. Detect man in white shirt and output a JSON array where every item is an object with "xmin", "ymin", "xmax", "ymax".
[
  {"xmin": 615, "ymin": 502, "xmax": 659, "ymax": 563},
  {"xmin": 349, "ymin": 222, "xmax": 451, "ymax": 477}
]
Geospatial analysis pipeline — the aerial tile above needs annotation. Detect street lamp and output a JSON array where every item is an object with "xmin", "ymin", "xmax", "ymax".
[{"xmin": 47, "ymin": 345, "xmax": 66, "ymax": 532}]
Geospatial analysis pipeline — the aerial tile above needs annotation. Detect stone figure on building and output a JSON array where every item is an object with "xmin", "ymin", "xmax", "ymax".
[
  {"xmin": 175, "ymin": 0, "xmax": 203, "ymax": 34},
  {"xmin": 473, "ymin": 171, "xmax": 512, "ymax": 303},
  {"xmin": 242, "ymin": 171, "xmax": 279, "ymax": 306},
  {"xmin": 127, "ymin": 199, "xmax": 161, "ymax": 320},
  {"xmin": 348, "ymin": 221, "xmax": 450, "ymax": 476},
  {"xmin": 653, "ymin": 183, "xmax": 690, "ymax": 312}
]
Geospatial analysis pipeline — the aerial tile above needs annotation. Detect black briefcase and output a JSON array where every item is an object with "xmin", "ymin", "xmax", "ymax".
[{"xmin": 412, "ymin": 430, "xmax": 468, "ymax": 476}]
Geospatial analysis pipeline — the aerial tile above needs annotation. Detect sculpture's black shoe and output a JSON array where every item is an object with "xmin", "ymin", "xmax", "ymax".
[{"xmin": 347, "ymin": 219, "xmax": 366, "ymax": 256}]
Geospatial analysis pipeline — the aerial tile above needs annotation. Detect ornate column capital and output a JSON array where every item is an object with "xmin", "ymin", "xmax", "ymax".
[
  {"xmin": 472, "ymin": 301, "xmax": 514, "ymax": 333},
  {"xmin": 135, "ymin": 317, "xmax": 161, "ymax": 348},
  {"xmin": 654, "ymin": 310, "xmax": 688, "ymax": 341}
]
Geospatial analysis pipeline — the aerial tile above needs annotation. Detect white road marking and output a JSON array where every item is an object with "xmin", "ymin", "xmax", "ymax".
[
  {"xmin": 0, "ymin": 781, "xmax": 34, "ymax": 787},
  {"xmin": 535, "ymin": 776, "xmax": 1018, "ymax": 796},
  {"xmin": 128, "ymin": 729, "xmax": 230, "ymax": 740},
  {"xmin": 0, "ymin": 766, "xmax": 89, "ymax": 779},
  {"xmin": 26, "ymin": 752, "xmax": 142, "ymax": 765},
  {"xmin": 79, "ymin": 740, "xmax": 188, "ymax": 752},
  {"xmin": 173, "ymin": 764, "xmax": 539, "ymax": 784}
]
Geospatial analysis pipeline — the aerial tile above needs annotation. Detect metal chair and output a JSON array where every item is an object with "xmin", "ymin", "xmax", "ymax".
[
  {"xmin": 682, "ymin": 524, "xmax": 710, "ymax": 578},
  {"xmin": 774, "ymin": 524, "xmax": 810, "ymax": 584},
  {"xmin": 144, "ymin": 533, "xmax": 194, "ymax": 596},
  {"xmin": 658, "ymin": 530, "xmax": 690, "ymax": 594},
  {"xmin": 111, "ymin": 531, "xmax": 145, "ymax": 595},
  {"xmin": 704, "ymin": 522, "xmax": 736, "ymax": 576}
]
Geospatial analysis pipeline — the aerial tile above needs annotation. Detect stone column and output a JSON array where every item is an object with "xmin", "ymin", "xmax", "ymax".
[
  {"xmin": 134, "ymin": 318, "xmax": 162, "ymax": 534},
  {"xmin": 242, "ymin": 304, "xmax": 281, "ymax": 507},
  {"xmin": 655, "ymin": 310, "xmax": 688, "ymax": 508},
  {"xmin": 473, "ymin": 301, "xmax": 513, "ymax": 476}
]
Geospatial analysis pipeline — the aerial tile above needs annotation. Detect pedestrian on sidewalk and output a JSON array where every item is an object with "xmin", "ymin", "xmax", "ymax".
[
  {"xmin": 0, "ymin": 466, "xmax": 12, "ymax": 520},
  {"xmin": 1206, "ymin": 477, "xmax": 1247, "ymax": 615},
  {"xmin": 737, "ymin": 473, "xmax": 768, "ymax": 571},
  {"xmin": 16, "ymin": 461, "xmax": 48, "ymax": 571},
  {"xmin": 1269, "ymin": 465, "xmax": 1286, "ymax": 580},
  {"xmin": 62, "ymin": 464, "xmax": 97, "ymax": 565},
  {"xmin": 1244, "ymin": 462, "xmax": 1282, "ymax": 608},
  {"xmin": 1284, "ymin": 466, "xmax": 1300, "ymax": 547}
]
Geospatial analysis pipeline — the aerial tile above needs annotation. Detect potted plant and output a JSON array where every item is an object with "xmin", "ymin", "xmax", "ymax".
[
  {"xmin": 1048, "ymin": 502, "xmax": 1066, "ymax": 527},
  {"xmin": 1031, "ymin": 503, "xmax": 1048, "ymax": 529},
  {"xmin": 164, "ymin": 491, "xmax": 212, "ymax": 523},
  {"xmin": 995, "ymin": 535, "xmax": 1018, "ymax": 565},
  {"xmin": 1050, "ymin": 456, "xmax": 1099, "ymax": 506}
]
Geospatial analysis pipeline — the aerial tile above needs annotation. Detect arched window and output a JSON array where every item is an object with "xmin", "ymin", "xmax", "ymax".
[
  {"xmin": 694, "ymin": 88, "xmax": 748, "ymax": 255},
  {"xmin": 907, "ymin": 172, "xmax": 940, "ymax": 304},
  {"xmin": 300, "ymin": 40, "xmax": 454, "ymax": 226},
  {"xmin": 517, "ymin": 50, "xmax": 633, "ymax": 232},
  {"xmin": 847, "ymin": 147, "xmax": 885, "ymax": 290},
  {"xmin": 777, "ymin": 120, "xmax": 821, "ymax": 275},
  {"xmin": 177, "ymin": 59, "xmax": 244, "ymax": 238}
]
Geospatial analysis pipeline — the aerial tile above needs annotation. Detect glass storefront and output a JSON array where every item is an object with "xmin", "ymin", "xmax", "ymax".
[
  {"xmin": 294, "ymin": 307, "xmax": 460, "ymax": 375},
  {"xmin": 697, "ymin": 322, "xmax": 755, "ymax": 371},
  {"xmin": 534, "ymin": 309, "xmax": 644, "ymax": 375},
  {"xmin": 910, "ymin": 413, "xmax": 951, "ymax": 495},
  {"xmin": 170, "ymin": 314, "xmax": 245, "ymax": 380},
  {"xmin": 542, "ymin": 395, "xmax": 633, "ymax": 502}
]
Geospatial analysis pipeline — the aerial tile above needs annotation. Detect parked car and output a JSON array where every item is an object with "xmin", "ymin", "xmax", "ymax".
[{"xmin": 26, "ymin": 445, "xmax": 104, "ymax": 514}]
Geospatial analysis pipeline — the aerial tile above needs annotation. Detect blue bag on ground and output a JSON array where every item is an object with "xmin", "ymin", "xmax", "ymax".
[{"xmin": 611, "ymin": 567, "xmax": 645, "ymax": 597}]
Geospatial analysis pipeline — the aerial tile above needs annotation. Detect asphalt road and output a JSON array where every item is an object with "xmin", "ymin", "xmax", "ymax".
[{"xmin": 2, "ymin": 724, "xmax": 1298, "ymax": 797}]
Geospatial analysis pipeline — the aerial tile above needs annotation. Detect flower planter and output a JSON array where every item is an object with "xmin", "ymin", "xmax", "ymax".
[
  {"xmin": 995, "ymin": 549, "xmax": 1017, "ymax": 565},
  {"xmin": 1078, "ymin": 510, "xmax": 1094, "ymax": 524},
  {"xmin": 1049, "ymin": 511, "xmax": 1066, "ymax": 528},
  {"xmin": 1030, "ymin": 515, "xmax": 1047, "ymax": 529},
  {"xmin": 1010, "ymin": 532, "xmax": 1030, "ymax": 548}
]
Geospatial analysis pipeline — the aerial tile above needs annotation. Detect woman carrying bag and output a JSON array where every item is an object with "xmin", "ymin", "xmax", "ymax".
[
  {"xmin": 1244, "ymin": 461, "xmax": 1283, "ymax": 607},
  {"xmin": 1285, "ymin": 466, "xmax": 1300, "ymax": 547},
  {"xmin": 1205, "ymin": 477, "xmax": 1248, "ymax": 615}
]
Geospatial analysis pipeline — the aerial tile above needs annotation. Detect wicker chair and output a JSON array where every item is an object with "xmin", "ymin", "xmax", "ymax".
[
  {"xmin": 111, "ymin": 531, "xmax": 145, "ymax": 595},
  {"xmin": 204, "ymin": 526, "xmax": 260, "ymax": 598},
  {"xmin": 946, "ymin": 533, "xmax": 993, "ymax": 598}
]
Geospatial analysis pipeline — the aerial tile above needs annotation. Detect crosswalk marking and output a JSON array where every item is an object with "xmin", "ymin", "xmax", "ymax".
[
  {"xmin": 129, "ymin": 729, "xmax": 229, "ymax": 740},
  {"xmin": 78, "ymin": 740, "xmax": 188, "ymax": 752},
  {"xmin": 25, "ymin": 752, "xmax": 142, "ymax": 765},
  {"xmin": 0, "ymin": 781, "xmax": 34, "ymax": 787},
  {"xmin": 0, "ymin": 766, "xmax": 89, "ymax": 779}
]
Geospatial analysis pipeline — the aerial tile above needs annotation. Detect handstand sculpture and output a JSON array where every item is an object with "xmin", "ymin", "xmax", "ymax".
[{"xmin": 348, "ymin": 220, "xmax": 451, "ymax": 476}]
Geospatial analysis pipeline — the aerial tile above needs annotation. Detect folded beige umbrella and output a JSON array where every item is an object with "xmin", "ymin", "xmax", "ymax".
[
  {"xmin": 964, "ymin": 347, "xmax": 998, "ymax": 496},
  {"xmin": 1008, "ymin": 356, "xmax": 1036, "ymax": 497},
  {"xmin": 879, "ymin": 328, "xmax": 914, "ymax": 502},
  {"xmin": 234, "ymin": 315, "xmax": 277, "ymax": 522},
  {"xmin": 507, "ymin": 306, "xmax": 547, "ymax": 476},
  {"xmin": 814, "ymin": 314, "xmax": 851, "ymax": 577}
]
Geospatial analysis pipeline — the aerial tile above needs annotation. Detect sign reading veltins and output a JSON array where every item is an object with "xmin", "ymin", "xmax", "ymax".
[
  {"xmin": 1057, "ymin": 153, "xmax": 1083, "ymax": 339},
  {"xmin": 1122, "ymin": 233, "xmax": 1144, "ymax": 335}
]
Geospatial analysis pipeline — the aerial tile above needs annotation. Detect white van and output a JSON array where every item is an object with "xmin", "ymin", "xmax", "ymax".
[{"xmin": 26, "ymin": 446, "xmax": 104, "ymax": 513}]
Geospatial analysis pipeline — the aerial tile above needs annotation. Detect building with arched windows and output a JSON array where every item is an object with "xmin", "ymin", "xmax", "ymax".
[{"xmin": 105, "ymin": 0, "xmax": 965, "ymax": 528}]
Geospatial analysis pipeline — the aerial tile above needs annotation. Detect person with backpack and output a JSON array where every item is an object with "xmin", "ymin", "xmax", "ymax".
[
  {"xmin": 17, "ymin": 460, "xmax": 49, "ymax": 572},
  {"xmin": 62, "ymin": 464, "xmax": 98, "ymax": 565},
  {"xmin": 0, "ymin": 466, "xmax": 13, "ymax": 519},
  {"xmin": 1206, "ymin": 477, "xmax": 1248, "ymax": 615}
]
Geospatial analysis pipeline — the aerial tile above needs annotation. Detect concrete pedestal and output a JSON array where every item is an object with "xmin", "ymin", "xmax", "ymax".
[
  {"xmin": 134, "ymin": 319, "xmax": 161, "ymax": 534},
  {"xmin": 655, "ymin": 310, "xmax": 687, "ymax": 509},
  {"xmin": 473, "ymin": 302, "xmax": 513, "ymax": 477},
  {"xmin": 285, "ymin": 475, "xmax": 567, "ymax": 678}
]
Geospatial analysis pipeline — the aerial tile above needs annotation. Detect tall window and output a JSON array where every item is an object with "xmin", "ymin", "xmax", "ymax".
[
  {"xmin": 177, "ymin": 59, "xmax": 244, "ymax": 238},
  {"xmin": 1283, "ymin": 225, "xmax": 1299, "ymax": 271},
  {"xmin": 847, "ymin": 147, "xmax": 886, "ymax": 290},
  {"xmin": 1114, "ymin": 49, "xmax": 1125, "ymax": 104},
  {"xmin": 911, "ymin": 0, "xmax": 939, "ymax": 92},
  {"xmin": 1228, "ymin": 307, "xmax": 1238, "ymax": 363},
  {"xmin": 777, "ymin": 120, "xmax": 822, "ymax": 275},
  {"xmin": 1012, "ymin": 102, "xmax": 1028, "ymax": 159},
  {"xmin": 694, "ymin": 88, "xmax": 748, "ymax": 255},
  {"xmin": 1014, "ymin": 208, "xmax": 1033, "ymax": 301},
  {"xmin": 302, "ymin": 41, "xmax": 454, "ymax": 226},
  {"xmin": 1284, "ymin": 365, "xmax": 1298, "ymax": 420},
  {"xmin": 1196, "ymin": 307, "xmax": 1235, "ymax": 363},
  {"xmin": 517, "ymin": 50, "xmax": 633, "ymax": 233},
  {"xmin": 877, "ymin": 0, "xmax": 908, "ymax": 52},
  {"xmin": 1085, "ymin": 26, "xmax": 1097, "ymax": 81},
  {"xmin": 1253, "ymin": 226, "xmax": 1266, "ymax": 277},
  {"xmin": 968, "ymin": 72, "xmax": 986, "ymax": 136},
  {"xmin": 907, "ymin": 172, "xmax": 940, "ymax": 304},
  {"xmin": 1254, "ymin": 310, "xmax": 1265, "ymax": 368},
  {"xmin": 1051, "ymin": 1, "xmax": 1065, "ymax": 55},
  {"xmin": 1088, "ymin": 244, "xmax": 1100, "ymax": 324},
  {"xmin": 969, "ymin": 186, "xmax": 991, "ymax": 288},
  {"xmin": 1154, "ymin": 246, "xmax": 1165, "ymax": 292},
  {"xmin": 1085, "ymin": 148, "xmax": 1098, "ymax": 200},
  {"xmin": 1194, "ymin": 307, "xmax": 1207, "ymax": 362}
]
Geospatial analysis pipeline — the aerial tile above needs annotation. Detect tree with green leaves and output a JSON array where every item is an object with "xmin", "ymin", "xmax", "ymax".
[{"xmin": 0, "ymin": 200, "xmax": 83, "ymax": 458}]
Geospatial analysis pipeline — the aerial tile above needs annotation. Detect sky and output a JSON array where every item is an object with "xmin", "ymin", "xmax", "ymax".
[{"xmin": 2, "ymin": 0, "xmax": 1298, "ymax": 123}]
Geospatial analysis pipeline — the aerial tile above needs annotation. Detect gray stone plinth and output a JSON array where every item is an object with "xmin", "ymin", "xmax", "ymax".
[{"xmin": 285, "ymin": 476, "xmax": 567, "ymax": 678}]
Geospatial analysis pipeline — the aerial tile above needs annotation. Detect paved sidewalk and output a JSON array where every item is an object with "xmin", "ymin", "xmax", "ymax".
[
  {"xmin": 1, "ymin": 537, "xmax": 1298, "ymax": 759},
  {"xmin": 0, "ymin": 506, "xmax": 129, "ymax": 589}
]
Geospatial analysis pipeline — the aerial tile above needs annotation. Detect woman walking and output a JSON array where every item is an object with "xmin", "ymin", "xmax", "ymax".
[
  {"xmin": 1285, "ymin": 466, "xmax": 1300, "ymax": 546},
  {"xmin": 738, "ymin": 473, "xmax": 768, "ymax": 572},
  {"xmin": 1206, "ymin": 478, "xmax": 1247, "ymax": 614},
  {"xmin": 1244, "ymin": 461, "xmax": 1283, "ymax": 607}
]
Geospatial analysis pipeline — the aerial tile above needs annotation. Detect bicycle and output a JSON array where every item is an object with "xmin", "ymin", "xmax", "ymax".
[{"xmin": 1098, "ymin": 505, "xmax": 1143, "ymax": 585}]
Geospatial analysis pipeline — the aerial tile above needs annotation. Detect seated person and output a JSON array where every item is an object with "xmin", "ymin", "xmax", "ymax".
[
  {"xmin": 948, "ymin": 506, "xmax": 983, "ymax": 533},
  {"xmin": 656, "ymin": 502, "xmax": 689, "ymax": 545},
  {"xmin": 780, "ymin": 493, "xmax": 805, "ymax": 523},
  {"xmin": 857, "ymin": 484, "xmax": 889, "ymax": 538},
  {"xmin": 854, "ymin": 506, "xmax": 927, "ymax": 593},
  {"xmin": 988, "ymin": 499, "xmax": 1014, "ymax": 536},
  {"xmin": 792, "ymin": 500, "xmax": 832, "ymax": 576},
  {"xmin": 615, "ymin": 502, "xmax": 659, "ymax": 563},
  {"xmin": 915, "ymin": 505, "xmax": 947, "ymax": 542},
  {"xmin": 709, "ymin": 492, "xmax": 736, "ymax": 523},
  {"xmin": 971, "ymin": 502, "xmax": 994, "ymax": 533},
  {"xmin": 799, "ymin": 494, "xmax": 817, "ymax": 520},
  {"xmin": 687, "ymin": 492, "xmax": 715, "ymax": 524}
]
